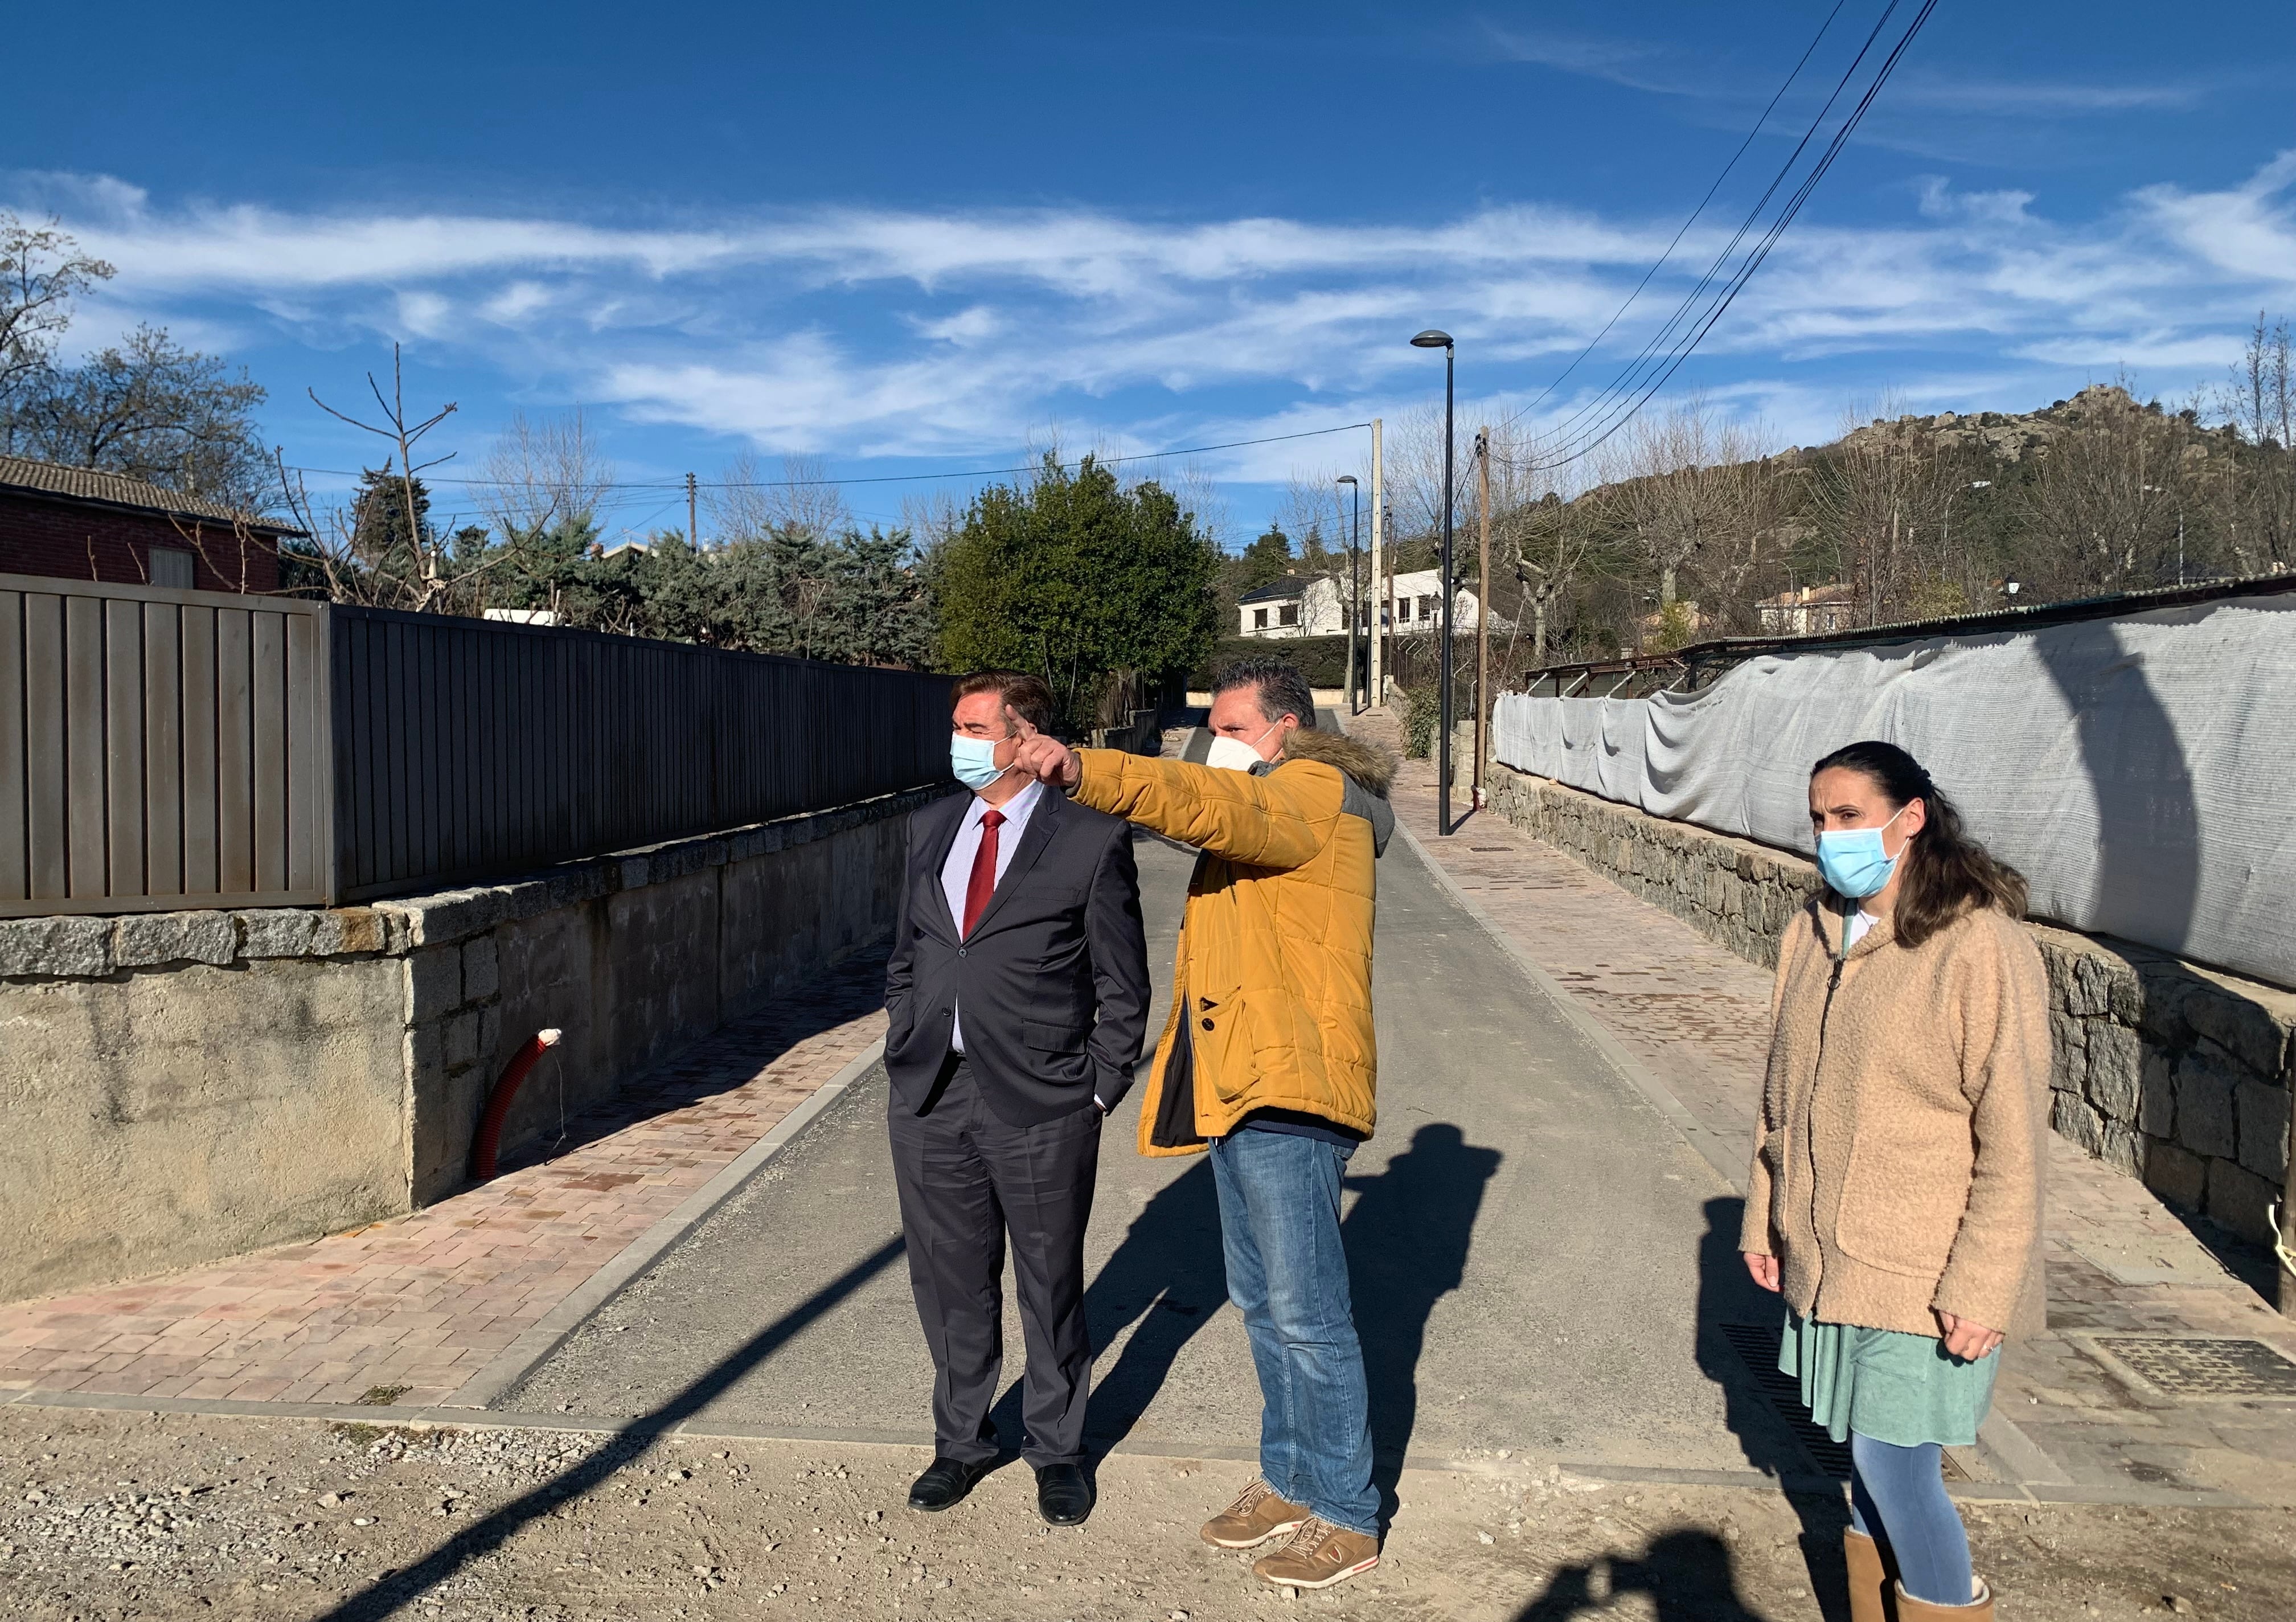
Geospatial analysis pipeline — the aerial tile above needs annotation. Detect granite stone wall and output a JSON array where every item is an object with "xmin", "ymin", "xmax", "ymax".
[
  {"xmin": 0, "ymin": 784, "xmax": 946, "ymax": 1305},
  {"xmin": 1475, "ymin": 743, "xmax": 2296, "ymax": 1246}
]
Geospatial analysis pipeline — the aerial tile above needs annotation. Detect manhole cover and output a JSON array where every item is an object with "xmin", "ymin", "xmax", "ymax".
[
  {"xmin": 1719, "ymin": 1322, "xmax": 1854, "ymax": 1479},
  {"xmin": 2093, "ymin": 1338, "xmax": 2296, "ymax": 1398}
]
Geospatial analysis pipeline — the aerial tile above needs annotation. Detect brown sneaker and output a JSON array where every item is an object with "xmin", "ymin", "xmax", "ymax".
[
  {"xmin": 1199, "ymin": 1478, "xmax": 1309, "ymax": 1549},
  {"xmin": 1252, "ymin": 1515, "xmax": 1380, "ymax": 1590}
]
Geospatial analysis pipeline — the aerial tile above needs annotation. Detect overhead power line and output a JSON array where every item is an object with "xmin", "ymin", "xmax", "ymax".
[
  {"xmin": 1507, "ymin": 0, "xmax": 1939, "ymax": 476},
  {"xmin": 1516, "ymin": 0, "xmax": 1852, "ymax": 422},
  {"xmin": 281, "ymin": 421, "xmax": 1372, "ymax": 493}
]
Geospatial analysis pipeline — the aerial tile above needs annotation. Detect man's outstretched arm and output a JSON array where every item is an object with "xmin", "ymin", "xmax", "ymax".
[{"xmin": 1007, "ymin": 713, "xmax": 1329, "ymax": 870}]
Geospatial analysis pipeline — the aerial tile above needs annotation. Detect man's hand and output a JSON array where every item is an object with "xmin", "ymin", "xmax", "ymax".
[
  {"xmin": 1934, "ymin": 1310, "xmax": 2002, "ymax": 1362},
  {"xmin": 1742, "ymin": 1251, "xmax": 1780, "ymax": 1292},
  {"xmin": 1007, "ymin": 706, "xmax": 1080, "ymax": 788}
]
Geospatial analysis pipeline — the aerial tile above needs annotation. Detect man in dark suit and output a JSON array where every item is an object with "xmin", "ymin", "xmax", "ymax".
[{"xmin": 883, "ymin": 670, "xmax": 1150, "ymax": 1527}]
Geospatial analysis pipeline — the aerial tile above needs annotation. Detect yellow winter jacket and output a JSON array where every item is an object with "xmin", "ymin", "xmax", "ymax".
[{"xmin": 1069, "ymin": 728, "xmax": 1397, "ymax": 1156}]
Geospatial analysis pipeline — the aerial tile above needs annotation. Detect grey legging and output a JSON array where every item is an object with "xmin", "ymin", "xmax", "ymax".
[{"xmin": 1849, "ymin": 1432, "xmax": 1975, "ymax": 1606}]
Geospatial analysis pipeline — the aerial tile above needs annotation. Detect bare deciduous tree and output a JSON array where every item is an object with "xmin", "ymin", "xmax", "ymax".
[
  {"xmin": 289, "ymin": 346, "xmax": 497, "ymax": 612},
  {"xmin": 1611, "ymin": 396, "xmax": 1765, "ymax": 609},
  {"xmin": 2010, "ymin": 388, "xmax": 2187, "ymax": 597},
  {"xmin": 478, "ymin": 408, "xmax": 614, "ymax": 539},
  {"xmin": 0, "ymin": 212, "xmax": 113, "ymax": 407},
  {"xmin": 1807, "ymin": 397, "xmax": 1969, "ymax": 624},
  {"xmin": 708, "ymin": 451, "xmax": 852, "ymax": 544}
]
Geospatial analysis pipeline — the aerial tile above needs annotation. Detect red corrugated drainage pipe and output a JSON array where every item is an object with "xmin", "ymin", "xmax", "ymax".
[{"xmin": 470, "ymin": 1029, "xmax": 564, "ymax": 1183}]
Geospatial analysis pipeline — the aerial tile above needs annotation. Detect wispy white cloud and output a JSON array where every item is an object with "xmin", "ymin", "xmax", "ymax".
[
  {"xmin": 6, "ymin": 153, "xmax": 2291, "ymax": 470},
  {"xmin": 1887, "ymin": 74, "xmax": 2209, "ymax": 114}
]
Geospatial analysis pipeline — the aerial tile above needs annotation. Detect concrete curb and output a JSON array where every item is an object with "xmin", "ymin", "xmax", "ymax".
[
  {"xmin": 441, "ymin": 1037, "xmax": 889, "ymax": 1411},
  {"xmin": 1389, "ymin": 817, "xmax": 1746, "ymax": 1194},
  {"xmin": 0, "ymin": 1389, "xmax": 2259, "ymax": 1508}
]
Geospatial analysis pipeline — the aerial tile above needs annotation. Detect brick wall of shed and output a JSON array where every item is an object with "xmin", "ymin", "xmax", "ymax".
[{"xmin": 0, "ymin": 493, "xmax": 282, "ymax": 594}]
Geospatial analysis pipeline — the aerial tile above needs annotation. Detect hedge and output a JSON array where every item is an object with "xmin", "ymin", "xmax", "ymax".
[{"xmin": 1190, "ymin": 635, "xmax": 1368, "ymax": 690}]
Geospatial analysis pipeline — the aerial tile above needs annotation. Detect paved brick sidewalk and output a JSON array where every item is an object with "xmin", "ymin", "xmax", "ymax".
[
  {"xmin": 0, "ymin": 951, "xmax": 890, "ymax": 1411},
  {"xmin": 1353, "ymin": 708, "xmax": 2296, "ymax": 1502}
]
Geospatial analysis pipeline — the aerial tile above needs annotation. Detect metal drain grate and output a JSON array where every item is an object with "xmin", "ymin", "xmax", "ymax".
[
  {"xmin": 2094, "ymin": 1337, "xmax": 2296, "ymax": 1398},
  {"xmin": 1719, "ymin": 1322, "xmax": 1855, "ymax": 1478}
]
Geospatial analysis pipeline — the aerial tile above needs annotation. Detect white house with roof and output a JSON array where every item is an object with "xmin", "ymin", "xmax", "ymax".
[{"xmin": 1236, "ymin": 568, "xmax": 1485, "ymax": 639}]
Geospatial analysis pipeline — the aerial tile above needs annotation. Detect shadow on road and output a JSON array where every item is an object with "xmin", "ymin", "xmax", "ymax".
[
  {"xmin": 493, "ymin": 944, "xmax": 892, "ymax": 1178},
  {"xmin": 1695, "ymin": 1194, "xmax": 1853, "ymax": 1622},
  {"xmin": 312, "ymin": 1231, "xmax": 910, "ymax": 1622},
  {"xmin": 1346, "ymin": 1123, "xmax": 1505, "ymax": 1506},
  {"xmin": 1035, "ymin": 1120, "xmax": 1504, "ymax": 1501},
  {"xmin": 1068, "ymin": 1160, "xmax": 1229, "ymax": 1451},
  {"xmin": 1511, "ymin": 1529, "xmax": 1772, "ymax": 1622}
]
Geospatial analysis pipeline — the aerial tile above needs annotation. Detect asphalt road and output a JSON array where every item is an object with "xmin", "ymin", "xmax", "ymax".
[{"xmin": 506, "ymin": 826, "xmax": 1805, "ymax": 1484}]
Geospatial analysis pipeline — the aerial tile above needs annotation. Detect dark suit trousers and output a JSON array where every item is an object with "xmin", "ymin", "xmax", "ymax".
[{"xmin": 888, "ymin": 1055, "xmax": 1101, "ymax": 1469}]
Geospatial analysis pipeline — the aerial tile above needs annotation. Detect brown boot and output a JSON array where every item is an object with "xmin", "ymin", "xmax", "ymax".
[
  {"xmin": 1843, "ymin": 1529, "xmax": 1898, "ymax": 1622},
  {"xmin": 1252, "ymin": 1516, "xmax": 1381, "ymax": 1590},
  {"xmin": 1199, "ymin": 1479, "xmax": 1308, "ymax": 1550},
  {"xmin": 1894, "ymin": 1579, "xmax": 1994, "ymax": 1622}
]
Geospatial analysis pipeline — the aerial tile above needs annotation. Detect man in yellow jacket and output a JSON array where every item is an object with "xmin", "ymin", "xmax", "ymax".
[{"xmin": 1012, "ymin": 655, "xmax": 1395, "ymax": 1593}]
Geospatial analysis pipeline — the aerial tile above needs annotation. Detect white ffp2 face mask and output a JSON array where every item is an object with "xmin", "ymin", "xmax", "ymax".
[{"xmin": 1206, "ymin": 722, "xmax": 1279, "ymax": 773}]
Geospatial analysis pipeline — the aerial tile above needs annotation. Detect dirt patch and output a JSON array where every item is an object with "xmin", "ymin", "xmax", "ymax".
[{"xmin": 2, "ymin": 1408, "xmax": 2290, "ymax": 1620}]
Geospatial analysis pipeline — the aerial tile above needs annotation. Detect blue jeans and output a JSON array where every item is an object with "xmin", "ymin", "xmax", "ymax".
[{"xmin": 1209, "ymin": 1128, "xmax": 1379, "ymax": 1536}]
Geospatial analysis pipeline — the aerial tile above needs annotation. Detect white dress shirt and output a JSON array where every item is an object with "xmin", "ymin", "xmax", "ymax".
[{"xmin": 941, "ymin": 779, "xmax": 1046, "ymax": 1055}]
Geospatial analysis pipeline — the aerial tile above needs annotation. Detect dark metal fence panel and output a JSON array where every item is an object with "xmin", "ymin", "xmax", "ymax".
[
  {"xmin": 2, "ymin": 578, "xmax": 949, "ymax": 916},
  {"xmin": 0, "ymin": 574, "xmax": 329, "ymax": 916},
  {"xmin": 326, "ymin": 605, "xmax": 950, "ymax": 904}
]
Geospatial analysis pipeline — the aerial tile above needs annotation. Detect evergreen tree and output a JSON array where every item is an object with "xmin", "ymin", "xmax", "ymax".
[
  {"xmin": 932, "ymin": 454, "xmax": 1220, "ymax": 731},
  {"xmin": 1237, "ymin": 524, "xmax": 1295, "ymax": 590}
]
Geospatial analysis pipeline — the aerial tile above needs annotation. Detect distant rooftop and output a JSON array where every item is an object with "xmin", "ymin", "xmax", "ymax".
[
  {"xmin": 1236, "ymin": 576, "xmax": 1309, "ymax": 604},
  {"xmin": 0, "ymin": 453, "xmax": 305, "ymax": 537}
]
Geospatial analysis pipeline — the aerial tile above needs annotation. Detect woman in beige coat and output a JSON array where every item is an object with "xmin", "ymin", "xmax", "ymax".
[{"xmin": 1742, "ymin": 740, "xmax": 2049, "ymax": 1622}]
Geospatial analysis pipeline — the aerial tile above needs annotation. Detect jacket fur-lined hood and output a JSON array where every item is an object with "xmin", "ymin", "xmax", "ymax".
[{"xmin": 1280, "ymin": 727, "xmax": 1396, "ymax": 797}]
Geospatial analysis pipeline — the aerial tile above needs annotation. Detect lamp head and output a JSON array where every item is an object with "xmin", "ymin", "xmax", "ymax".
[
  {"xmin": 1336, "ymin": 474, "xmax": 1357, "ymax": 486},
  {"xmin": 1410, "ymin": 329, "xmax": 1454, "ymax": 349}
]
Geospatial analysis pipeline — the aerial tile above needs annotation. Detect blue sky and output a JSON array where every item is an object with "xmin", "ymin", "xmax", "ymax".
[{"xmin": 5, "ymin": 1, "xmax": 2292, "ymax": 543}]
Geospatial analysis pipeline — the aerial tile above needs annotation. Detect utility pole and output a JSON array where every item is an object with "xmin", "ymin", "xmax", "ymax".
[
  {"xmin": 686, "ymin": 471, "xmax": 699, "ymax": 548},
  {"xmin": 1475, "ymin": 425, "xmax": 1491, "ymax": 810},
  {"xmin": 1368, "ymin": 419, "xmax": 1384, "ymax": 706},
  {"xmin": 1337, "ymin": 474, "xmax": 1360, "ymax": 714}
]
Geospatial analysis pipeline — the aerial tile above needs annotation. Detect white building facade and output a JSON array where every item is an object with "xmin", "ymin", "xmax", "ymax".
[{"xmin": 1236, "ymin": 567, "xmax": 1482, "ymax": 639}]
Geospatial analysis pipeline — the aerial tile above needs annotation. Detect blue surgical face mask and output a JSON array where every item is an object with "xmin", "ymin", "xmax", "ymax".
[
  {"xmin": 950, "ymin": 733, "xmax": 1006, "ymax": 793},
  {"xmin": 1814, "ymin": 804, "xmax": 1909, "ymax": 899}
]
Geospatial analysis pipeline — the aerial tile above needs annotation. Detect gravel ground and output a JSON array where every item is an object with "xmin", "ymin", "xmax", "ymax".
[{"xmin": 2, "ymin": 1408, "xmax": 2290, "ymax": 1621}]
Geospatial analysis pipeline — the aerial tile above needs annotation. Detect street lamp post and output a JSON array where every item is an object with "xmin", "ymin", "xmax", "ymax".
[
  {"xmin": 1411, "ymin": 329, "xmax": 1456, "ymax": 834},
  {"xmin": 1337, "ymin": 474, "xmax": 1360, "ymax": 714}
]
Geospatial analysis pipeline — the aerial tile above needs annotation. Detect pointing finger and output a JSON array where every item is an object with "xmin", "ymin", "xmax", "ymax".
[{"xmin": 1004, "ymin": 703, "xmax": 1039, "ymax": 740}]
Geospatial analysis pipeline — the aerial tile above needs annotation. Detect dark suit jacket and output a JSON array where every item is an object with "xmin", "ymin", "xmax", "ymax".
[{"xmin": 883, "ymin": 788, "xmax": 1151, "ymax": 1127}]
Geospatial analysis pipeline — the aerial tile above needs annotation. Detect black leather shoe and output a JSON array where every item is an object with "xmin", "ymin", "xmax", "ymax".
[
  {"xmin": 907, "ymin": 1456, "xmax": 992, "ymax": 1512},
  {"xmin": 1035, "ymin": 1462, "xmax": 1094, "ymax": 1526}
]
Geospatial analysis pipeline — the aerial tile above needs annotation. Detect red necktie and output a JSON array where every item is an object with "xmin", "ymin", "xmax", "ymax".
[{"xmin": 962, "ymin": 808, "xmax": 1005, "ymax": 937}]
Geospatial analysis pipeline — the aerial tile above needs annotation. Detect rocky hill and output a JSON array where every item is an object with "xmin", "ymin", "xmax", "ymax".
[{"xmin": 1783, "ymin": 383, "xmax": 2231, "ymax": 466}]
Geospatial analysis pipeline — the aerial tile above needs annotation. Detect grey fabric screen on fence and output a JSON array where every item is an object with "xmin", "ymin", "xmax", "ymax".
[
  {"xmin": 1493, "ymin": 591, "xmax": 2296, "ymax": 988},
  {"xmin": 1, "ymin": 574, "xmax": 952, "ymax": 918}
]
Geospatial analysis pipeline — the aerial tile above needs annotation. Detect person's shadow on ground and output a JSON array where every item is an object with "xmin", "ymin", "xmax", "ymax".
[
  {"xmin": 1344, "ymin": 1122, "xmax": 1505, "ymax": 1511},
  {"xmin": 1512, "ymin": 1529, "xmax": 1772, "ymax": 1622},
  {"xmin": 1694, "ymin": 1194, "xmax": 1855, "ymax": 1622},
  {"xmin": 1046, "ymin": 1121, "xmax": 1503, "ymax": 1486},
  {"xmin": 1080, "ymin": 1158, "xmax": 1231, "ymax": 1444},
  {"xmin": 981, "ymin": 1158, "xmax": 1230, "ymax": 1457}
]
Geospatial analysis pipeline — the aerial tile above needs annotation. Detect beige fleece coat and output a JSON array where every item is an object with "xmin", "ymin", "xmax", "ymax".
[{"xmin": 1740, "ymin": 898, "xmax": 2052, "ymax": 1341}]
